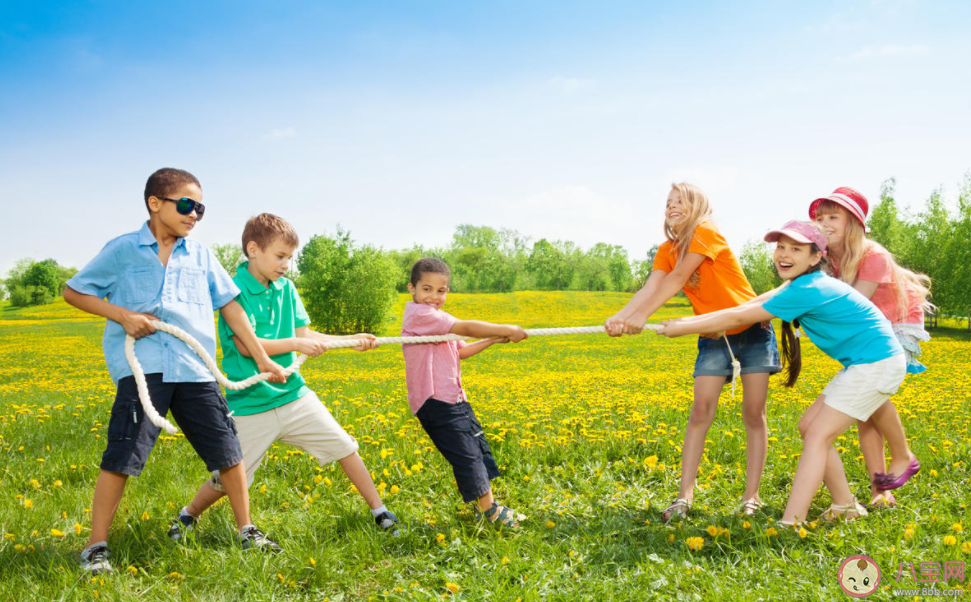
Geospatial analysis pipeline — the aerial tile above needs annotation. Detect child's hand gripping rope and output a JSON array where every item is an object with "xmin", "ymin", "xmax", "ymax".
[{"xmin": 126, "ymin": 323, "xmax": 664, "ymax": 434}]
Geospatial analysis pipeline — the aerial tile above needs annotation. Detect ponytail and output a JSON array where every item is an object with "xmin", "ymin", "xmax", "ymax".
[
  {"xmin": 778, "ymin": 242, "xmax": 830, "ymax": 388},
  {"xmin": 780, "ymin": 319, "xmax": 801, "ymax": 387}
]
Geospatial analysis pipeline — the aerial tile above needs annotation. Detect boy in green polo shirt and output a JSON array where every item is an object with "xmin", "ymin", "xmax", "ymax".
[{"xmin": 170, "ymin": 213, "xmax": 399, "ymax": 542}]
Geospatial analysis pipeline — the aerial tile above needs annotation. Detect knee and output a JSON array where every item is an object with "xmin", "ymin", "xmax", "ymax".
[
  {"xmin": 688, "ymin": 400, "xmax": 718, "ymax": 427},
  {"xmin": 742, "ymin": 404, "xmax": 767, "ymax": 428},
  {"xmin": 797, "ymin": 416, "xmax": 812, "ymax": 440}
]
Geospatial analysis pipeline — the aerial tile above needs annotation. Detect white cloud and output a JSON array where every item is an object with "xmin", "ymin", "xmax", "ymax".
[
  {"xmin": 841, "ymin": 44, "xmax": 929, "ymax": 61},
  {"xmin": 267, "ymin": 126, "xmax": 297, "ymax": 139},
  {"xmin": 548, "ymin": 75, "xmax": 594, "ymax": 94}
]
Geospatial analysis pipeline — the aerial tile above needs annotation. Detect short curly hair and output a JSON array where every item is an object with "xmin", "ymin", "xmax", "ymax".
[
  {"xmin": 144, "ymin": 168, "xmax": 201, "ymax": 213},
  {"xmin": 241, "ymin": 213, "xmax": 299, "ymax": 257},
  {"xmin": 409, "ymin": 257, "xmax": 450, "ymax": 286}
]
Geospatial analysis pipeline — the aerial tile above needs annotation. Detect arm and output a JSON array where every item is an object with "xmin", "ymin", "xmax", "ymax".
[
  {"xmin": 63, "ymin": 286, "xmax": 158, "ymax": 338},
  {"xmin": 606, "ymin": 252, "xmax": 706, "ymax": 336},
  {"xmin": 302, "ymin": 326, "xmax": 378, "ymax": 351},
  {"xmin": 657, "ymin": 303, "xmax": 776, "ymax": 338},
  {"xmin": 458, "ymin": 337, "xmax": 506, "ymax": 360},
  {"xmin": 219, "ymin": 300, "xmax": 288, "ymax": 382},
  {"xmin": 853, "ymin": 280, "xmax": 879, "ymax": 299},
  {"xmin": 449, "ymin": 319, "xmax": 527, "ymax": 342}
]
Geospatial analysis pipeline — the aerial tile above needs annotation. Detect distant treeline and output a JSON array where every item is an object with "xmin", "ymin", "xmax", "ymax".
[{"xmin": 4, "ymin": 176, "xmax": 967, "ymax": 328}]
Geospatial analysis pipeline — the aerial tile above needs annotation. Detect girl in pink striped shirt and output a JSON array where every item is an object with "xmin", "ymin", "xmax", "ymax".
[{"xmin": 402, "ymin": 258, "xmax": 528, "ymax": 528}]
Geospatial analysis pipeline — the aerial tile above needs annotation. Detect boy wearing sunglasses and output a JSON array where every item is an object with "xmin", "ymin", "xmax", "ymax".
[
  {"xmin": 64, "ymin": 167, "xmax": 289, "ymax": 574},
  {"xmin": 169, "ymin": 213, "xmax": 401, "ymax": 541}
]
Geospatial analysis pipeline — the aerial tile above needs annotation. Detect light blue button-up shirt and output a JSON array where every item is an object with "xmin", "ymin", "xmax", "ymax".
[{"xmin": 67, "ymin": 222, "xmax": 240, "ymax": 384}]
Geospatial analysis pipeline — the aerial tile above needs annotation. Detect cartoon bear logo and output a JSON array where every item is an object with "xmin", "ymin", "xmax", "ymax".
[{"xmin": 838, "ymin": 554, "xmax": 881, "ymax": 597}]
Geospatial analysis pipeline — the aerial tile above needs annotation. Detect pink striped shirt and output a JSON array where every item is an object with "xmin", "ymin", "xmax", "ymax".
[{"xmin": 401, "ymin": 302, "xmax": 468, "ymax": 414}]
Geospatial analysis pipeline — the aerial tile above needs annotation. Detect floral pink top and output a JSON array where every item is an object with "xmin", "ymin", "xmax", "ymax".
[{"xmin": 401, "ymin": 302, "xmax": 468, "ymax": 414}]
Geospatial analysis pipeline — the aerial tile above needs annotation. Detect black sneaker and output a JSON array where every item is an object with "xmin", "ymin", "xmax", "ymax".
[
  {"xmin": 239, "ymin": 525, "xmax": 281, "ymax": 552},
  {"xmin": 374, "ymin": 510, "xmax": 400, "ymax": 536},
  {"xmin": 167, "ymin": 511, "xmax": 198, "ymax": 543},
  {"xmin": 80, "ymin": 543, "xmax": 113, "ymax": 575}
]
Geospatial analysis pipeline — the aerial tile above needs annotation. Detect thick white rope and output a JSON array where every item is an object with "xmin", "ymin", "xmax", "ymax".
[{"xmin": 126, "ymin": 322, "xmax": 663, "ymax": 434}]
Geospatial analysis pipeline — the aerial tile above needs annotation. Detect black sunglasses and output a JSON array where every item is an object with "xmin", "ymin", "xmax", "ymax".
[{"xmin": 159, "ymin": 197, "xmax": 206, "ymax": 221}]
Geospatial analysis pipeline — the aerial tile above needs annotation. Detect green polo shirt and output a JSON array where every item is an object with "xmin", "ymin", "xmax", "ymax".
[{"xmin": 218, "ymin": 262, "xmax": 311, "ymax": 415}]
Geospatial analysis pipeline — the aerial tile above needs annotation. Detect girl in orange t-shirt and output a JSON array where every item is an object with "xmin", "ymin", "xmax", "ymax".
[
  {"xmin": 810, "ymin": 186, "xmax": 932, "ymax": 507},
  {"xmin": 606, "ymin": 183, "xmax": 781, "ymax": 521}
]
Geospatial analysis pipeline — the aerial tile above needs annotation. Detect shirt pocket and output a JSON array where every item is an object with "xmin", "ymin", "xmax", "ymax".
[
  {"xmin": 123, "ymin": 267, "xmax": 162, "ymax": 304},
  {"xmin": 178, "ymin": 268, "xmax": 209, "ymax": 305}
]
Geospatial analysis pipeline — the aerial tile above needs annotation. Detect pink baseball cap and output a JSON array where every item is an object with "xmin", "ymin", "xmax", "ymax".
[
  {"xmin": 764, "ymin": 220, "xmax": 828, "ymax": 255},
  {"xmin": 808, "ymin": 186, "xmax": 870, "ymax": 232}
]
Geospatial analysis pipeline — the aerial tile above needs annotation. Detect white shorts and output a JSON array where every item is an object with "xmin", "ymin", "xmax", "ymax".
[
  {"xmin": 210, "ymin": 390, "xmax": 358, "ymax": 491},
  {"xmin": 821, "ymin": 353, "xmax": 907, "ymax": 421}
]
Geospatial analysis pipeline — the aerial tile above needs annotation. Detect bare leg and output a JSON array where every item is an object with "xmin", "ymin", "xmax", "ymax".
[
  {"xmin": 857, "ymin": 418, "xmax": 889, "ymax": 501},
  {"xmin": 477, "ymin": 490, "xmax": 496, "ymax": 513},
  {"xmin": 739, "ymin": 372, "xmax": 769, "ymax": 503},
  {"xmin": 673, "ymin": 375, "xmax": 725, "ymax": 505},
  {"xmin": 338, "ymin": 452, "xmax": 383, "ymax": 510},
  {"xmin": 87, "ymin": 470, "xmax": 127, "ymax": 547},
  {"xmin": 218, "ymin": 462, "xmax": 252, "ymax": 529},
  {"xmin": 867, "ymin": 401, "xmax": 915, "ymax": 476},
  {"xmin": 783, "ymin": 403, "xmax": 856, "ymax": 523},
  {"xmin": 186, "ymin": 481, "xmax": 226, "ymax": 518}
]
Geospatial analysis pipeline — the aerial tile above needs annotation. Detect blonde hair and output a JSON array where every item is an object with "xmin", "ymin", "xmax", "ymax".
[
  {"xmin": 816, "ymin": 200, "xmax": 933, "ymax": 321},
  {"xmin": 664, "ymin": 183, "xmax": 713, "ymax": 289}
]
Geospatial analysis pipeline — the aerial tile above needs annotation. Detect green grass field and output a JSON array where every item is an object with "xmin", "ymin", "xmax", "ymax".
[{"xmin": 1, "ymin": 293, "xmax": 968, "ymax": 601}]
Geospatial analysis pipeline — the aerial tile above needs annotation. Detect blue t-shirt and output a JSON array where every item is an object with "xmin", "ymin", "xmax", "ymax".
[
  {"xmin": 67, "ymin": 221, "xmax": 240, "ymax": 384},
  {"xmin": 762, "ymin": 271, "xmax": 902, "ymax": 367}
]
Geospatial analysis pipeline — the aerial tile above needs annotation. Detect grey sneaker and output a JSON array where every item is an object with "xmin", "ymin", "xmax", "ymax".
[
  {"xmin": 239, "ymin": 525, "xmax": 281, "ymax": 551},
  {"xmin": 80, "ymin": 543, "xmax": 113, "ymax": 575},
  {"xmin": 167, "ymin": 511, "xmax": 198, "ymax": 543},
  {"xmin": 374, "ymin": 510, "xmax": 400, "ymax": 536}
]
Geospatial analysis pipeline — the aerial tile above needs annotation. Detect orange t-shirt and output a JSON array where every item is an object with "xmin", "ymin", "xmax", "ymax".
[{"xmin": 653, "ymin": 222, "xmax": 756, "ymax": 334}]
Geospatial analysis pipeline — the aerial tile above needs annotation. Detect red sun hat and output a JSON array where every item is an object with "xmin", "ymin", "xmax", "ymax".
[
  {"xmin": 764, "ymin": 220, "xmax": 828, "ymax": 255},
  {"xmin": 808, "ymin": 186, "xmax": 870, "ymax": 232}
]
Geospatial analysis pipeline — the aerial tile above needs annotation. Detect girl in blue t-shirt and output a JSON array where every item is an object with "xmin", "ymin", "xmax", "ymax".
[{"xmin": 657, "ymin": 221, "xmax": 919, "ymax": 526}]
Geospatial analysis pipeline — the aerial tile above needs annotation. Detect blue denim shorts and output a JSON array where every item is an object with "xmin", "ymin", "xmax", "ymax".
[
  {"xmin": 101, "ymin": 374, "xmax": 243, "ymax": 476},
  {"xmin": 693, "ymin": 322, "xmax": 781, "ymax": 380}
]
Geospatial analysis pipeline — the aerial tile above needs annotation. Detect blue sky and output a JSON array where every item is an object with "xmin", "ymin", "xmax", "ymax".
[{"xmin": 2, "ymin": 0, "xmax": 969, "ymax": 275}]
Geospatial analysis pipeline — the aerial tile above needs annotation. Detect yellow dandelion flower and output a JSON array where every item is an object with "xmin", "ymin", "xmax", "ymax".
[
  {"xmin": 953, "ymin": 523, "xmax": 964, "ymax": 533},
  {"xmin": 546, "ymin": 520, "xmax": 556, "ymax": 529},
  {"xmin": 765, "ymin": 527, "xmax": 779, "ymax": 537},
  {"xmin": 141, "ymin": 511, "xmax": 149, "ymax": 521},
  {"xmin": 943, "ymin": 535, "xmax": 958, "ymax": 546},
  {"xmin": 23, "ymin": 499, "xmax": 32, "ymax": 509},
  {"xmin": 686, "ymin": 536, "xmax": 704, "ymax": 551},
  {"xmin": 445, "ymin": 582, "xmax": 460, "ymax": 594},
  {"xmin": 798, "ymin": 528, "xmax": 808, "ymax": 539},
  {"xmin": 75, "ymin": 524, "xmax": 83, "ymax": 535},
  {"xmin": 50, "ymin": 529, "xmax": 65, "ymax": 537}
]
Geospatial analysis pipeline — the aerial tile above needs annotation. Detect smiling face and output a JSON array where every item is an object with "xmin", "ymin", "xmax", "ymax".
[
  {"xmin": 408, "ymin": 272, "xmax": 449, "ymax": 309},
  {"xmin": 814, "ymin": 205, "xmax": 850, "ymax": 250},
  {"xmin": 773, "ymin": 235, "xmax": 823, "ymax": 280},
  {"xmin": 246, "ymin": 238, "xmax": 296, "ymax": 286},
  {"xmin": 149, "ymin": 182, "xmax": 203, "ymax": 239},
  {"xmin": 665, "ymin": 189, "xmax": 686, "ymax": 229}
]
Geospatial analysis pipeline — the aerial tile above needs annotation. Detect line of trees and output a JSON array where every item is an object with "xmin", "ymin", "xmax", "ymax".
[
  {"xmin": 385, "ymin": 224, "xmax": 657, "ymax": 294},
  {"xmin": 867, "ymin": 176, "xmax": 971, "ymax": 317},
  {"xmin": 1, "ymin": 258, "xmax": 77, "ymax": 307},
  {"xmin": 5, "ymin": 174, "xmax": 968, "ymax": 327}
]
